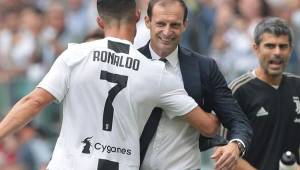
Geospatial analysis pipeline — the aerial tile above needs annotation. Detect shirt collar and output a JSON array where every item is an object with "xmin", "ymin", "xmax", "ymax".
[{"xmin": 149, "ymin": 44, "xmax": 179, "ymax": 68}]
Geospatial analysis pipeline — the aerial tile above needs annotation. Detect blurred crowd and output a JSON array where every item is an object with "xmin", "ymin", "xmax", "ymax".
[
  {"xmin": 0, "ymin": 0, "xmax": 300, "ymax": 169},
  {"xmin": 181, "ymin": 0, "xmax": 300, "ymax": 81}
]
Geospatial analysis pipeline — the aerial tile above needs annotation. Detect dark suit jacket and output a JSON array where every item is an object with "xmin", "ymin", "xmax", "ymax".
[{"xmin": 139, "ymin": 43, "xmax": 253, "ymax": 150}]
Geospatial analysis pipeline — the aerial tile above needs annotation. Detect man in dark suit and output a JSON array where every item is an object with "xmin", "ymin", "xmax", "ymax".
[{"xmin": 139, "ymin": 0, "xmax": 252, "ymax": 170}]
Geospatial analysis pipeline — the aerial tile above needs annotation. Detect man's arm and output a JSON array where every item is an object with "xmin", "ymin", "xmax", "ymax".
[
  {"xmin": 0, "ymin": 88, "xmax": 55, "ymax": 140},
  {"xmin": 200, "ymin": 59, "xmax": 252, "ymax": 170},
  {"xmin": 184, "ymin": 106, "xmax": 220, "ymax": 137},
  {"xmin": 159, "ymin": 66, "xmax": 221, "ymax": 138},
  {"xmin": 207, "ymin": 59, "xmax": 252, "ymax": 148}
]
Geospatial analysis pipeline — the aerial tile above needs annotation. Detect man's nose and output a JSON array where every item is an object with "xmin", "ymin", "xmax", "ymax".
[
  {"xmin": 273, "ymin": 46, "xmax": 281, "ymax": 55},
  {"xmin": 162, "ymin": 26, "xmax": 172, "ymax": 36}
]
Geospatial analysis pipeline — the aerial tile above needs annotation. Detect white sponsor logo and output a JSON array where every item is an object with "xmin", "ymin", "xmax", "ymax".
[
  {"xmin": 293, "ymin": 96, "xmax": 300, "ymax": 114},
  {"xmin": 256, "ymin": 107, "xmax": 269, "ymax": 117},
  {"xmin": 294, "ymin": 118, "xmax": 300, "ymax": 123}
]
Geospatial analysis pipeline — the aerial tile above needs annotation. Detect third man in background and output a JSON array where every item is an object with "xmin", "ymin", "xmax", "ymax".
[{"xmin": 229, "ymin": 17, "xmax": 300, "ymax": 170}]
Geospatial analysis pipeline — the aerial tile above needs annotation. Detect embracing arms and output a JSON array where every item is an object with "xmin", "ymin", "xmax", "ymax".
[{"xmin": 0, "ymin": 88, "xmax": 54, "ymax": 140}]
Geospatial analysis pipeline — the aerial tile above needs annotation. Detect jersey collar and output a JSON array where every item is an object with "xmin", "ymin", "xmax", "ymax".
[{"xmin": 105, "ymin": 37, "xmax": 133, "ymax": 45}]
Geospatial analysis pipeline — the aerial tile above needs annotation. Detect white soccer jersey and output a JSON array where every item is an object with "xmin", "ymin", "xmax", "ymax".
[{"xmin": 38, "ymin": 37, "xmax": 197, "ymax": 170}]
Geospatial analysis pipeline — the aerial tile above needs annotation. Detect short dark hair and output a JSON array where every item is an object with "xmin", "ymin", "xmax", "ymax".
[
  {"xmin": 147, "ymin": 0, "xmax": 188, "ymax": 22},
  {"xmin": 96, "ymin": 0, "xmax": 136, "ymax": 21},
  {"xmin": 254, "ymin": 17, "xmax": 293, "ymax": 46}
]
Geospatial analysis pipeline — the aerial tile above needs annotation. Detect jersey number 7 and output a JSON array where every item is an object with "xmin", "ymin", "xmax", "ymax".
[{"xmin": 100, "ymin": 70, "xmax": 128, "ymax": 131}]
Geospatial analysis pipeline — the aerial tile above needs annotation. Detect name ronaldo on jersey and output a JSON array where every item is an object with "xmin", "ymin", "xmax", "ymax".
[{"xmin": 93, "ymin": 50, "xmax": 140, "ymax": 71}]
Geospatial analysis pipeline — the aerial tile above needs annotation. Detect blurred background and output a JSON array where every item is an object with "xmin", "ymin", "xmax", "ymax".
[{"xmin": 0, "ymin": 0, "xmax": 300, "ymax": 169}]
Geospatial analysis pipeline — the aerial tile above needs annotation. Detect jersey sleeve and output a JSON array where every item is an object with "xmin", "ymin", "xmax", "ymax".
[
  {"xmin": 37, "ymin": 50, "xmax": 71, "ymax": 103},
  {"xmin": 157, "ymin": 68, "xmax": 197, "ymax": 119}
]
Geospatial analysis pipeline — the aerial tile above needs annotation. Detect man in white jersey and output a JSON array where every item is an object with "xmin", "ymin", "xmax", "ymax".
[{"xmin": 0, "ymin": 0, "xmax": 220, "ymax": 169}]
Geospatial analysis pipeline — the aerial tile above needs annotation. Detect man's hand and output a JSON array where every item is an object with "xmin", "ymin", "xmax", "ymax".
[
  {"xmin": 211, "ymin": 142, "xmax": 240, "ymax": 170},
  {"xmin": 233, "ymin": 159, "xmax": 257, "ymax": 170}
]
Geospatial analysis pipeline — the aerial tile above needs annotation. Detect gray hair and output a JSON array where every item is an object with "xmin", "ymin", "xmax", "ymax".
[{"xmin": 254, "ymin": 17, "xmax": 293, "ymax": 46}]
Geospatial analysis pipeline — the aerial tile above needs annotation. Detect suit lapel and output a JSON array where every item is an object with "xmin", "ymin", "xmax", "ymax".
[
  {"xmin": 178, "ymin": 47, "xmax": 202, "ymax": 99},
  {"xmin": 138, "ymin": 41, "xmax": 152, "ymax": 59}
]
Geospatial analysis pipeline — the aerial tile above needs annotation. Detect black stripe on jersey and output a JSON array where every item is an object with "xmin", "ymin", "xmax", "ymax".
[
  {"xmin": 97, "ymin": 159, "xmax": 119, "ymax": 170},
  {"xmin": 108, "ymin": 40, "xmax": 129, "ymax": 54}
]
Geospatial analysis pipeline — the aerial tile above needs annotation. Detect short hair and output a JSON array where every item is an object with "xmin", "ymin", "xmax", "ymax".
[
  {"xmin": 147, "ymin": 0, "xmax": 188, "ymax": 22},
  {"xmin": 96, "ymin": 0, "xmax": 136, "ymax": 21},
  {"xmin": 254, "ymin": 17, "xmax": 293, "ymax": 46}
]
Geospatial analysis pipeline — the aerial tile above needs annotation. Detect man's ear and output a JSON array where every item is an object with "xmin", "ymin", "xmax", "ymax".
[
  {"xmin": 183, "ymin": 19, "xmax": 188, "ymax": 32},
  {"xmin": 135, "ymin": 9, "xmax": 141, "ymax": 23},
  {"xmin": 144, "ymin": 16, "xmax": 151, "ymax": 29},
  {"xmin": 252, "ymin": 43, "xmax": 258, "ymax": 51},
  {"xmin": 252, "ymin": 42, "xmax": 260, "ymax": 56},
  {"xmin": 97, "ymin": 16, "xmax": 105, "ymax": 29}
]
